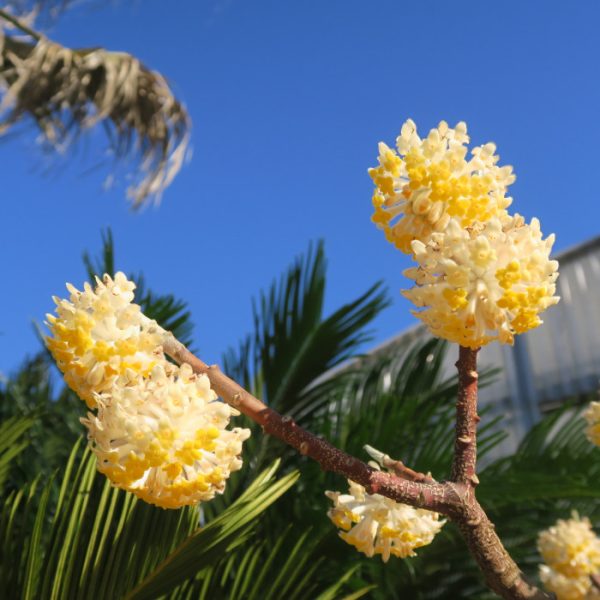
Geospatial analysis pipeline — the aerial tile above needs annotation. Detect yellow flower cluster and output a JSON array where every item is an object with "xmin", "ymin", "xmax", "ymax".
[
  {"xmin": 584, "ymin": 402, "xmax": 600, "ymax": 447},
  {"xmin": 47, "ymin": 273, "xmax": 250, "ymax": 509},
  {"xmin": 369, "ymin": 119, "xmax": 514, "ymax": 254},
  {"xmin": 369, "ymin": 120, "xmax": 559, "ymax": 347},
  {"xmin": 325, "ymin": 479, "xmax": 444, "ymax": 562},
  {"xmin": 46, "ymin": 273, "xmax": 163, "ymax": 408},
  {"xmin": 83, "ymin": 362, "xmax": 250, "ymax": 509},
  {"xmin": 403, "ymin": 214, "xmax": 559, "ymax": 347},
  {"xmin": 538, "ymin": 514, "xmax": 600, "ymax": 600}
]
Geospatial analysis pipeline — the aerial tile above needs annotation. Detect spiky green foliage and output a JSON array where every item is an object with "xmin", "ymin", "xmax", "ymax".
[
  {"xmin": 0, "ymin": 435, "xmax": 300, "ymax": 599},
  {"xmin": 0, "ymin": 353, "xmax": 81, "ymax": 490},
  {"xmin": 0, "ymin": 414, "xmax": 34, "ymax": 491},
  {"xmin": 222, "ymin": 240, "xmax": 390, "ymax": 486}
]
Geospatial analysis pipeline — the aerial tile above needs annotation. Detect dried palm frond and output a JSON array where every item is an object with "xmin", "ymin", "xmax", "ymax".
[{"xmin": 0, "ymin": 25, "xmax": 191, "ymax": 207}]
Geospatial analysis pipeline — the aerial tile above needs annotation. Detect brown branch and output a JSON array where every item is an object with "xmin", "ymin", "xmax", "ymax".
[
  {"xmin": 452, "ymin": 345, "xmax": 480, "ymax": 486},
  {"xmin": 162, "ymin": 335, "xmax": 551, "ymax": 600},
  {"xmin": 163, "ymin": 335, "xmax": 454, "ymax": 513},
  {"xmin": 454, "ymin": 501, "xmax": 550, "ymax": 599}
]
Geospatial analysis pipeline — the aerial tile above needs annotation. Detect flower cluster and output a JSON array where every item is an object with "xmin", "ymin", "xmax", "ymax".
[
  {"xmin": 46, "ymin": 273, "xmax": 163, "ymax": 408},
  {"xmin": 83, "ymin": 362, "xmax": 250, "ymax": 509},
  {"xmin": 584, "ymin": 402, "xmax": 600, "ymax": 447},
  {"xmin": 403, "ymin": 214, "xmax": 559, "ymax": 347},
  {"xmin": 369, "ymin": 120, "xmax": 559, "ymax": 347},
  {"xmin": 538, "ymin": 514, "xmax": 600, "ymax": 600},
  {"xmin": 47, "ymin": 273, "xmax": 250, "ymax": 509},
  {"xmin": 370, "ymin": 119, "xmax": 514, "ymax": 254},
  {"xmin": 325, "ymin": 479, "xmax": 444, "ymax": 562}
]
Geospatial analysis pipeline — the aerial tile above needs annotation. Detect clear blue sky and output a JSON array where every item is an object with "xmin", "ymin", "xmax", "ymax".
[{"xmin": 1, "ymin": 0, "xmax": 599, "ymax": 377}]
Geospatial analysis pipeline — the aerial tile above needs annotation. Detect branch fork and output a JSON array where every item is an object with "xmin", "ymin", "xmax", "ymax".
[{"xmin": 162, "ymin": 335, "xmax": 551, "ymax": 600}]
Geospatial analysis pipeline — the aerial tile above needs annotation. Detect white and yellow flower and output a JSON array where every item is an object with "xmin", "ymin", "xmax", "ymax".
[
  {"xmin": 82, "ymin": 362, "xmax": 250, "ymax": 509},
  {"xmin": 402, "ymin": 214, "xmax": 559, "ymax": 348},
  {"xmin": 584, "ymin": 402, "xmax": 600, "ymax": 447},
  {"xmin": 45, "ymin": 272, "xmax": 165, "ymax": 407},
  {"xmin": 538, "ymin": 514, "xmax": 600, "ymax": 579},
  {"xmin": 539, "ymin": 566, "xmax": 600, "ymax": 600},
  {"xmin": 326, "ymin": 479, "xmax": 444, "ymax": 562},
  {"xmin": 369, "ymin": 119, "xmax": 515, "ymax": 253}
]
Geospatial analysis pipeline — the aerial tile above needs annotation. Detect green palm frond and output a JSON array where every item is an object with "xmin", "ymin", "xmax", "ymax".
[
  {"xmin": 314, "ymin": 565, "xmax": 375, "ymax": 600},
  {"xmin": 0, "ymin": 353, "xmax": 81, "ymax": 489},
  {"xmin": 225, "ymin": 241, "xmax": 390, "ymax": 410},
  {"xmin": 303, "ymin": 337, "xmax": 502, "ymax": 479},
  {"xmin": 161, "ymin": 527, "xmax": 367, "ymax": 600},
  {"xmin": 1, "ymin": 437, "xmax": 299, "ymax": 600},
  {"xmin": 0, "ymin": 414, "xmax": 35, "ymax": 491},
  {"xmin": 128, "ymin": 461, "xmax": 299, "ymax": 600},
  {"xmin": 223, "ymin": 240, "xmax": 389, "ymax": 483},
  {"xmin": 479, "ymin": 404, "xmax": 600, "ymax": 506},
  {"xmin": 82, "ymin": 228, "xmax": 116, "ymax": 281}
]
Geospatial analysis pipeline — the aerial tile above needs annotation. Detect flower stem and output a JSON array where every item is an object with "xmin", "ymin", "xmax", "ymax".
[{"xmin": 452, "ymin": 345, "xmax": 481, "ymax": 485}]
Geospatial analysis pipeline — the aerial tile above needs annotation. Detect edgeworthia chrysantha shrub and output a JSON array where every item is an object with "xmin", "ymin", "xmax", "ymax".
[
  {"xmin": 46, "ymin": 273, "xmax": 163, "ymax": 408},
  {"xmin": 369, "ymin": 119, "xmax": 515, "ymax": 253},
  {"xmin": 326, "ymin": 119, "xmax": 560, "ymax": 562},
  {"xmin": 46, "ymin": 273, "xmax": 250, "ymax": 509}
]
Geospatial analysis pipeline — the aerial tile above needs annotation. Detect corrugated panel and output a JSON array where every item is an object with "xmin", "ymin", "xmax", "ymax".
[{"xmin": 526, "ymin": 242, "xmax": 600, "ymax": 401}]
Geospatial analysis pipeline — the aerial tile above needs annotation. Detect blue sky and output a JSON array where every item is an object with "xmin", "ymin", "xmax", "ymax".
[{"xmin": 1, "ymin": 0, "xmax": 599, "ymax": 377}]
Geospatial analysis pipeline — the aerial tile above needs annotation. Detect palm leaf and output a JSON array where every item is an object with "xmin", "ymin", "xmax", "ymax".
[
  {"xmin": 128, "ymin": 462, "xmax": 299, "ymax": 600},
  {"xmin": 0, "ymin": 435, "xmax": 300, "ymax": 600},
  {"xmin": 0, "ymin": 353, "xmax": 83, "ymax": 489},
  {"xmin": 254, "ymin": 241, "xmax": 389, "ymax": 413},
  {"xmin": 162, "ymin": 527, "xmax": 362, "ymax": 600},
  {"xmin": 222, "ymin": 240, "xmax": 389, "ymax": 487},
  {"xmin": 0, "ymin": 414, "xmax": 35, "ymax": 490},
  {"xmin": 479, "ymin": 404, "xmax": 600, "ymax": 506}
]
